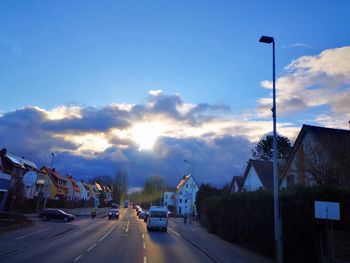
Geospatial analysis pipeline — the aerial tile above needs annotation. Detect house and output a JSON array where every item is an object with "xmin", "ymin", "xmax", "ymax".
[
  {"xmin": 231, "ymin": 176, "xmax": 244, "ymax": 193},
  {"xmin": 280, "ymin": 125, "xmax": 350, "ymax": 188},
  {"xmin": 163, "ymin": 191, "xmax": 175, "ymax": 208},
  {"xmin": 66, "ymin": 175, "xmax": 81, "ymax": 200},
  {"xmin": 92, "ymin": 182, "xmax": 102, "ymax": 207},
  {"xmin": 41, "ymin": 167, "xmax": 68, "ymax": 200},
  {"xmin": 77, "ymin": 181, "xmax": 89, "ymax": 202},
  {"xmin": 240, "ymin": 160, "xmax": 273, "ymax": 192},
  {"xmin": 175, "ymin": 175, "xmax": 199, "ymax": 215},
  {"xmin": 24, "ymin": 169, "xmax": 51, "ymax": 200},
  {"xmin": 1, "ymin": 148, "xmax": 52, "ymax": 210},
  {"xmin": 0, "ymin": 168, "xmax": 11, "ymax": 211}
]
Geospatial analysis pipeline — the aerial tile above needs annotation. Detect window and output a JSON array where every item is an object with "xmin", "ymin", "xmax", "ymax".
[
  {"xmin": 186, "ymin": 184, "xmax": 188, "ymax": 188},
  {"xmin": 180, "ymin": 199, "xmax": 182, "ymax": 203},
  {"xmin": 185, "ymin": 199, "xmax": 187, "ymax": 203}
]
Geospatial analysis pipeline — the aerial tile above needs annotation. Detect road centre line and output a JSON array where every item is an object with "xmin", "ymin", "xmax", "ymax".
[
  {"xmin": 142, "ymin": 234, "xmax": 144, "ymax": 239},
  {"xmin": 167, "ymin": 227, "xmax": 181, "ymax": 237},
  {"xmin": 143, "ymin": 241, "xmax": 146, "ymax": 249},
  {"xmin": 14, "ymin": 227, "xmax": 52, "ymax": 240},
  {"xmin": 87, "ymin": 243, "xmax": 97, "ymax": 252},
  {"xmin": 144, "ymin": 256, "xmax": 147, "ymax": 263},
  {"xmin": 99, "ymin": 224, "xmax": 118, "ymax": 242},
  {"xmin": 74, "ymin": 255, "xmax": 83, "ymax": 261},
  {"xmin": 137, "ymin": 221, "xmax": 143, "ymax": 232}
]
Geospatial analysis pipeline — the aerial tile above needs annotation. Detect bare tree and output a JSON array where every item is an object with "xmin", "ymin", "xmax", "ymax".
[{"xmin": 303, "ymin": 135, "xmax": 350, "ymax": 188}]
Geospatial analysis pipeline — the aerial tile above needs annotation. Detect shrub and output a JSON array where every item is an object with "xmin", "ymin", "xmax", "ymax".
[{"xmin": 200, "ymin": 186, "xmax": 350, "ymax": 263}]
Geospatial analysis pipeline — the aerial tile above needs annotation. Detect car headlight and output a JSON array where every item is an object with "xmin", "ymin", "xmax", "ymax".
[{"xmin": 109, "ymin": 212, "xmax": 112, "ymax": 215}]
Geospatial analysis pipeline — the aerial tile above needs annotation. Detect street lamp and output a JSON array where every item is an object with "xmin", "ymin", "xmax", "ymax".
[
  {"xmin": 259, "ymin": 35, "xmax": 283, "ymax": 263},
  {"xmin": 50, "ymin": 152, "xmax": 55, "ymax": 169},
  {"xmin": 184, "ymin": 160, "xmax": 195, "ymax": 215}
]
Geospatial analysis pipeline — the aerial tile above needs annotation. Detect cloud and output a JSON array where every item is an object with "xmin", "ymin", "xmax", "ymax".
[
  {"xmin": 282, "ymin": 43, "xmax": 311, "ymax": 49},
  {"xmin": 0, "ymin": 91, "xmax": 298, "ymax": 188},
  {"xmin": 258, "ymin": 45, "xmax": 350, "ymax": 128}
]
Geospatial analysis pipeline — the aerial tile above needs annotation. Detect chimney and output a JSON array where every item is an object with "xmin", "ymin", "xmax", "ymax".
[{"xmin": 0, "ymin": 148, "xmax": 7, "ymax": 157}]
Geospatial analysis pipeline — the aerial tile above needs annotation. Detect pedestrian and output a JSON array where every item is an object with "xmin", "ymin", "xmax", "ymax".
[{"xmin": 184, "ymin": 213, "xmax": 187, "ymax": 224}]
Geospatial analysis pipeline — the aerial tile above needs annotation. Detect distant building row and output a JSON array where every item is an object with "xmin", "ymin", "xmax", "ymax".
[
  {"xmin": 231, "ymin": 124, "xmax": 350, "ymax": 192},
  {"xmin": 0, "ymin": 148, "xmax": 112, "ymax": 211}
]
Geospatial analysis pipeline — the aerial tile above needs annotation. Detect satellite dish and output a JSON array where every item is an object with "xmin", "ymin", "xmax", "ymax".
[{"xmin": 23, "ymin": 171, "xmax": 37, "ymax": 187}]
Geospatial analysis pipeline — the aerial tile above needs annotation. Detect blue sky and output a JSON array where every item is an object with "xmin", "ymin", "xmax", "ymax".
[{"xmin": 1, "ymin": 1, "xmax": 350, "ymax": 188}]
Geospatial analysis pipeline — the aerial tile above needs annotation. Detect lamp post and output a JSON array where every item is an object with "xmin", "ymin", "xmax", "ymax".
[
  {"xmin": 184, "ymin": 160, "xmax": 195, "ymax": 215},
  {"xmin": 50, "ymin": 152, "xmax": 55, "ymax": 169},
  {"xmin": 259, "ymin": 35, "xmax": 283, "ymax": 263}
]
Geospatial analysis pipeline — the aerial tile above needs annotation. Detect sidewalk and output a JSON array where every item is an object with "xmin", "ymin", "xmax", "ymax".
[{"xmin": 171, "ymin": 217, "xmax": 273, "ymax": 263}]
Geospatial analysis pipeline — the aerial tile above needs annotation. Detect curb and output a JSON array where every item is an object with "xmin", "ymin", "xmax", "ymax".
[{"xmin": 173, "ymin": 219, "xmax": 220, "ymax": 263}]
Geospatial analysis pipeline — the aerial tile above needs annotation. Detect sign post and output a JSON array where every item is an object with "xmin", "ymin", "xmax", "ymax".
[{"xmin": 314, "ymin": 201, "xmax": 340, "ymax": 262}]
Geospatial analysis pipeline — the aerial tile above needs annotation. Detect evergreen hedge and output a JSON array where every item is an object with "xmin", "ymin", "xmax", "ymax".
[{"xmin": 199, "ymin": 186, "xmax": 350, "ymax": 263}]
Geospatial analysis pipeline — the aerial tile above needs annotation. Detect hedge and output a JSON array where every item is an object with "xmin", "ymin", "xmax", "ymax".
[{"xmin": 199, "ymin": 186, "xmax": 350, "ymax": 263}]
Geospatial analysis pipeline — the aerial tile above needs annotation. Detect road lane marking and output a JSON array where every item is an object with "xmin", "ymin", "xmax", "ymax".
[
  {"xmin": 87, "ymin": 243, "xmax": 97, "ymax": 251},
  {"xmin": 14, "ymin": 227, "xmax": 52, "ymax": 240},
  {"xmin": 144, "ymin": 256, "xmax": 147, "ymax": 263},
  {"xmin": 99, "ymin": 224, "xmax": 118, "ymax": 242},
  {"xmin": 74, "ymin": 255, "xmax": 83, "ymax": 261},
  {"xmin": 189, "ymin": 225, "xmax": 194, "ymax": 231},
  {"xmin": 142, "ymin": 234, "xmax": 144, "ymax": 239},
  {"xmin": 167, "ymin": 228, "xmax": 181, "ymax": 237},
  {"xmin": 137, "ymin": 221, "xmax": 143, "ymax": 232},
  {"xmin": 126, "ymin": 220, "xmax": 130, "ymax": 232},
  {"xmin": 143, "ymin": 241, "xmax": 146, "ymax": 249}
]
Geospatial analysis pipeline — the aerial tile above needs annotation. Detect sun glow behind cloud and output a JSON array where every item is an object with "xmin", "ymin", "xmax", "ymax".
[{"xmin": 131, "ymin": 122, "xmax": 166, "ymax": 150}]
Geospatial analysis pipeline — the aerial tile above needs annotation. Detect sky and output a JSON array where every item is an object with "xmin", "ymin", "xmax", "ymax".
[{"xmin": 1, "ymin": 0, "xmax": 350, "ymax": 189}]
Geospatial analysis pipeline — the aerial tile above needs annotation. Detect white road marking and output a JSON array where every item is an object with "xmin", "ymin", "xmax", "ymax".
[
  {"xmin": 189, "ymin": 225, "xmax": 194, "ymax": 231},
  {"xmin": 87, "ymin": 243, "xmax": 97, "ymax": 251},
  {"xmin": 144, "ymin": 256, "xmax": 147, "ymax": 263},
  {"xmin": 14, "ymin": 227, "xmax": 52, "ymax": 240},
  {"xmin": 142, "ymin": 234, "xmax": 144, "ymax": 239},
  {"xmin": 126, "ymin": 220, "xmax": 130, "ymax": 232},
  {"xmin": 167, "ymin": 228, "xmax": 181, "ymax": 237},
  {"xmin": 99, "ymin": 224, "xmax": 118, "ymax": 242},
  {"xmin": 137, "ymin": 221, "xmax": 143, "ymax": 232},
  {"xmin": 143, "ymin": 241, "xmax": 146, "ymax": 249},
  {"xmin": 74, "ymin": 255, "xmax": 83, "ymax": 261}
]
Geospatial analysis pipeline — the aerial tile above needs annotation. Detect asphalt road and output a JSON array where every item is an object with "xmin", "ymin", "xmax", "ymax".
[{"xmin": 0, "ymin": 208, "xmax": 214, "ymax": 263}]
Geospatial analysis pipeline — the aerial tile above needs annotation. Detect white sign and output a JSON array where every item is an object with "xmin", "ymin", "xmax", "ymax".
[
  {"xmin": 314, "ymin": 201, "xmax": 340, "ymax": 220},
  {"xmin": 23, "ymin": 171, "xmax": 37, "ymax": 187}
]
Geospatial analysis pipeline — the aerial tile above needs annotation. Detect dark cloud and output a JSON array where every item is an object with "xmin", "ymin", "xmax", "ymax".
[
  {"xmin": 43, "ymin": 106, "xmax": 130, "ymax": 133},
  {"xmin": 0, "ymin": 93, "xmax": 251, "ymax": 188}
]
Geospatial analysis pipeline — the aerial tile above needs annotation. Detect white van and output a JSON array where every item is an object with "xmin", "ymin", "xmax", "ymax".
[{"xmin": 147, "ymin": 206, "xmax": 168, "ymax": 232}]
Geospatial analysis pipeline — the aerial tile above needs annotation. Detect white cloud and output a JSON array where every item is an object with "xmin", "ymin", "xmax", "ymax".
[
  {"xmin": 259, "ymin": 45, "xmax": 350, "ymax": 128},
  {"xmin": 282, "ymin": 43, "xmax": 311, "ymax": 49}
]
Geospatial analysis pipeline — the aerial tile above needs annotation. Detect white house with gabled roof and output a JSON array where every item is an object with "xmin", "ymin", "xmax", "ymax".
[{"xmin": 176, "ymin": 175, "xmax": 199, "ymax": 215}]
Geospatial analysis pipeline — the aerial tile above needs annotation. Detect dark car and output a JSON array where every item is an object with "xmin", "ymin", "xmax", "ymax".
[
  {"xmin": 138, "ymin": 211, "xmax": 148, "ymax": 219},
  {"xmin": 38, "ymin": 209, "xmax": 75, "ymax": 222},
  {"xmin": 108, "ymin": 208, "xmax": 119, "ymax": 219}
]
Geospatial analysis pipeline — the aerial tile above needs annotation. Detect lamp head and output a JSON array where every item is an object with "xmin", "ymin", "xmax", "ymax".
[{"xmin": 259, "ymin": 35, "xmax": 274, "ymax": 44}]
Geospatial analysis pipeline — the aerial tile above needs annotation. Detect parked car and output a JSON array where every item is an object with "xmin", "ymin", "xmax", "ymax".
[
  {"xmin": 138, "ymin": 210, "xmax": 148, "ymax": 219},
  {"xmin": 38, "ymin": 209, "xmax": 75, "ymax": 222},
  {"xmin": 108, "ymin": 208, "xmax": 119, "ymax": 219},
  {"xmin": 147, "ymin": 206, "xmax": 168, "ymax": 231}
]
